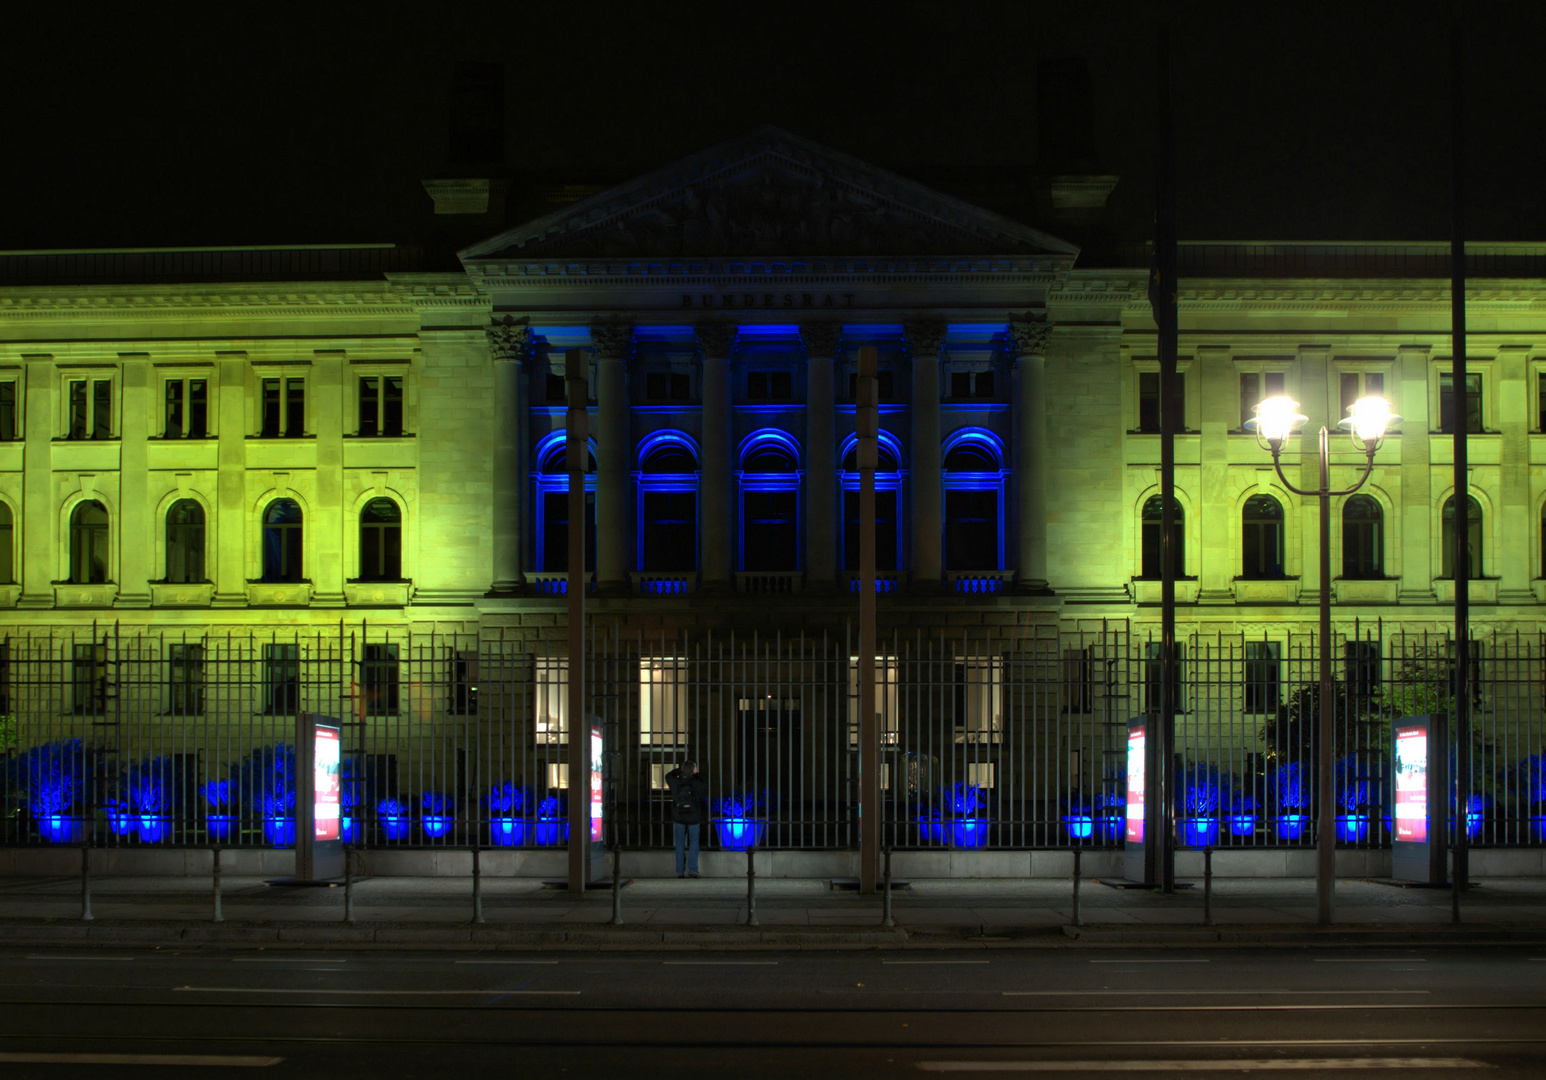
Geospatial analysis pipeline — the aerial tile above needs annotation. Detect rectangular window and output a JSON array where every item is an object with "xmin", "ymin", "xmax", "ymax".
[
  {"xmin": 650, "ymin": 762, "xmax": 671, "ymax": 791},
  {"xmin": 1243, "ymin": 641, "xmax": 1281, "ymax": 714},
  {"xmin": 1438, "ymin": 372, "xmax": 1482, "ymax": 433},
  {"xmin": 357, "ymin": 376, "xmax": 405, "ymax": 437},
  {"xmin": 72, "ymin": 642, "xmax": 107, "ymax": 716},
  {"xmin": 1144, "ymin": 640, "xmax": 1186, "ymax": 714},
  {"xmin": 188, "ymin": 379, "xmax": 207, "ymax": 438},
  {"xmin": 1240, "ymin": 371, "xmax": 1286, "ymax": 428},
  {"xmin": 165, "ymin": 379, "xmax": 184, "ymax": 438},
  {"xmin": 261, "ymin": 378, "xmax": 281, "ymax": 437},
  {"xmin": 1138, "ymin": 371, "xmax": 1185, "ymax": 433},
  {"xmin": 66, "ymin": 379, "xmax": 111, "ymax": 440},
  {"xmin": 546, "ymin": 762, "xmax": 569, "ymax": 791},
  {"xmin": 950, "ymin": 371, "xmax": 996, "ymax": 400},
  {"xmin": 645, "ymin": 371, "xmax": 691, "ymax": 402},
  {"xmin": 92, "ymin": 380, "xmax": 111, "ymax": 440},
  {"xmin": 955, "ymin": 657, "xmax": 1003, "ymax": 743},
  {"xmin": 746, "ymin": 371, "xmax": 793, "ymax": 400},
  {"xmin": 546, "ymin": 373, "xmax": 567, "ymax": 403},
  {"xmin": 0, "ymin": 381, "xmax": 17, "ymax": 441},
  {"xmin": 285, "ymin": 378, "xmax": 305, "ymax": 437},
  {"xmin": 966, "ymin": 762, "xmax": 996, "ymax": 789},
  {"xmin": 639, "ymin": 657, "xmax": 687, "ymax": 746},
  {"xmin": 263, "ymin": 643, "xmax": 300, "ymax": 715},
  {"xmin": 1345, "ymin": 640, "xmax": 1381, "ymax": 705},
  {"xmin": 535, "ymin": 655, "xmax": 567, "ymax": 745},
  {"xmin": 843, "ymin": 489, "xmax": 899, "ymax": 572},
  {"xmin": 847, "ymin": 656, "xmax": 899, "ymax": 749},
  {"xmin": 362, "ymin": 643, "xmax": 399, "ymax": 716},
  {"xmin": 451, "ymin": 650, "xmax": 478, "ymax": 716},
  {"xmin": 1062, "ymin": 647, "xmax": 1093, "ymax": 714},
  {"xmin": 260, "ymin": 377, "xmax": 306, "ymax": 437},
  {"xmin": 167, "ymin": 643, "xmax": 205, "ymax": 716},
  {"xmin": 161, "ymin": 378, "xmax": 207, "ymax": 439}
]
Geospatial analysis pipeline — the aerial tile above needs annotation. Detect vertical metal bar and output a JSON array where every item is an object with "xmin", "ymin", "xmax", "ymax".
[
  {"xmin": 610, "ymin": 845, "xmax": 623, "ymax": 926},
  {"xmin": 882, "ymin": 845, "xmax": 894, "ymax": 928},
  {"xmin": 212, "ymin": 845, "xmax": 223, "ymax": 923},
  {"xmin": 1449, "ymin": 1, "xmax": 1471, "ymax": 904},
  {"xmin": 1071, "ymin": 846, "xmax": 1081, "ymax": 927},
  {"xmin": 1317, "ymin": 434, "xmax": 1336, "ymax": 924},
  {"xmin": 745, "ymin": 845, "xmax": 758, "ymax": 927},
  {"xmin": 343, "ymin": 846, "xmax": 355, "ymax": 923},
  {"xmin": 1204, "ymin": 846, "xmax": 1213, "ymax": 926},
  {"xmin": 566, "ymin": 349, "xmax": 589, "ymax": 894},
  {"xmin": 79, "ymin": 844, "xmax": 92, "ymax": 922},
  {"xmin": 857, "ymin": 344, "xmax": 879, "ymax": 892},
  {"xmin": 472, "ymin": 846, "xmax": 484, "ymax": 924}
]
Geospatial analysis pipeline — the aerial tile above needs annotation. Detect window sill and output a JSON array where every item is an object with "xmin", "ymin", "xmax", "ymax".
[
  {"xmin": 246, "ymin": 581, "xmax": 314, "ymax": 606},
  {"xmin": 1434, "ymin": 578, "xmax": 1498, "ymax": 604},
  {"xmin": 345, "ymin": 580, "xmax": 411, "ymax": 606},
  {"xmin": 246, "ymin": 434, "xmax": 316, "ymax": 441},
  {"xmin": 1131, "ymin": 578, "xmax": 1199, "ymax": 604},
  {"xmin": 1232, "ymin": 578, "xmax": 1300, "ymax": 604},
  {"xmin": 1333, "ymin": 578, "xmax": 1398, "ymax": 604},
  {"xmin": 150, "ymin": 582, "xmax": 215, "ymax": 607},
  {"xmin": 54, "ymin": 583, "xmax": 119, "ymax": 608},
  {"xmin": 344, "ymin": 433, "xmax": 415, "ymax": 440}
]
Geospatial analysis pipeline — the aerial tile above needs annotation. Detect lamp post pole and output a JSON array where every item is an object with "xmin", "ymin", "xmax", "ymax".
[{"xmin": 1253, "ymin": 396, "xmax": 1393, "ymax": 926}]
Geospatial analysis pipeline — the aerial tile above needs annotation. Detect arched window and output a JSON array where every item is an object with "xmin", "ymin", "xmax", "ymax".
[
  {"xmin": 165, "ymin": 499, "xmax": 205, "ymax": 583},
  {"xmin": 841, "ymin": 433, "xmax": 903, "ymax": 572},
  {"xmin": 0, "ymin": 503, "xmax": 12, "ymax": 585},
  {"xmin": 1441, "ymin": 495, "xmax": 1483, "ymax": 579},
  {"xmin": 359, "ymin": 499, "xmax": 402, "ymax": 581},
  {"xmin": 738, "ymin": 431, "xmax": 800, "ymax": 573},
  {"xmin": 1241, "ymin": 494, "xmax": 1285, "ymax": 579},
  {"xmin": 941, "ymin": 430, "xmax": 1007, "ymax": 572},
  {"xmin": 69, "ymin": 501, "xmax": 109, "ymax": 584},
  {"xmin": 637, "ymin": 433, "xmax": 698, "ymax": 572},
  {"xmin": 261, "ymin": 499, "xmax": 304, "ymax": 583},
  {"xmin": 532, "ymin": 432, "xmax": 596, "ymax": 573},
  {"xmin": 1342, "ymin": 495, "xmax": 1383, "ymax": 579},
  {"xmin": 1140, "ymin": 496, "xmax": 1184, "ymax": 579}
]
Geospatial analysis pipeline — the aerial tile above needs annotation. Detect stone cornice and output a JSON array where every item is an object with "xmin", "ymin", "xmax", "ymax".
[
  {"xmin": 1117, "ymin": 277, "xmax": 1546, "ymax": 315},
  {"xmin": 0, "ymin": 276, "xmax": 489, "ymax": 321},
  {"xmin": 465, "ymin": 257, "xmax": 1068, "ymax": 291}
]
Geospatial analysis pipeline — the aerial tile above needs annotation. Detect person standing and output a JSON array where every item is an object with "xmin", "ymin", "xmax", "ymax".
[{"xmin": 666, "ymin": 759, "xmax": 707, "ymax": 878}]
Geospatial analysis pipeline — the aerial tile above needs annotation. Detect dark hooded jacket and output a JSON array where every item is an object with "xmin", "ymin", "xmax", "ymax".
[{"xmin": 665, "ymin": 767, "xmax": 708, "ymax": 826}]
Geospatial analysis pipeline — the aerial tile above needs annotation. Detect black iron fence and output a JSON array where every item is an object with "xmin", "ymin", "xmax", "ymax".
[{"xmin": 2, "ymin": 620, "xmax": 1543, "ymax": 853}]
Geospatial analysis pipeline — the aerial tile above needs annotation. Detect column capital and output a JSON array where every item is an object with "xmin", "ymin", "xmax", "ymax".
[
  {"xmin": 800, "ymin": 323, "xmax": 843, "ymax": 360},
  {"xmin": 486, "ymin": 315, "xmax": 532, "ymax": 364},
  {"xmin": 903, "ymin": 321, "xmax": 947, "ymax": 362},
  {"xmin": 694, "ymin": 322, "xmax": 739, "ymax": 359},
  {"xmin": 588, "ymin": 319, "xmax": 634, "ymax": 360},
  {"xmin": 1007, "ymin": 312, "xmax": 1053, "ymax": 360}
]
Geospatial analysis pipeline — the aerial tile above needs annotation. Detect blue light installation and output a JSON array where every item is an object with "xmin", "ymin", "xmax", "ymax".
[
  {"xmin": 737, "ymin": 429, "xmax": 801, "ymax": 572},
  {"xmin": 941, "ymin": 427, "xmax": 1008, "ymax": 572},
  {"xmin": 635, "ymin": 430, "xmax": 700, "ymax": 572},
  {"xmin": 531, "ymin": 430, "xmax": 597, "ymax": 573}
]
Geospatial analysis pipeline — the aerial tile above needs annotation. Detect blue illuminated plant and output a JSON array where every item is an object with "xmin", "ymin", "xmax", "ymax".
[
  {"xmin": 1175, "ymin": 763, "xmax": 1222, "ymax": 816},
  {"xmin": 713, "ymin": 791, "xmax": 763, "ymax": 819},
  {"xmin": 1271, "ymin": 762, "xmax": 1310, "ymax": 812},
  {"xmin": 422, "ymin": 791, "xmax": 455, "ymax": 815},
  {"xmin": 1335, "ymin": 754, "xmax": 1370, "ymax": 812},
  {"xmin": 1229, "ymin": 789, "xmax": 1258, "ymax": 816},
  {"xmin": 126, "ymin": 757, "xmax": 181, "ymax": 815},
  {"xmin": 233, "ymin": 743, "xmax": 295, "ymax": 814},
  {"xmin": 7, "ymin": 740, "xmax": 89, "ymax": 816},
  {"xmin": 338, "ymin": 757, "xmax": 361, "ymax": 813},
  {"xmin": 376, "ymin": 797, "xmax": 407, "ymax": 819},
  {"xmin": 485, "ymin": 782, "xmax": 531, "ymax": 815},
  {"xmin": 1519, "ymin": 754, "xmax": 1546, "ymax": 808},
  {"xmin": 537, "ymin": 794, "xmax": 567, "ymax": 819},
  {"xmin": 1059, "ymin": 792, "xmax": 1092, "ymax": 816},
  {"xmin": 1094, "ymin": 789, "xmax": 1125, "ymax": 815},
  {"xmin": 940, "ymin": 782, "xmax": 987, "ymax": 817},
  {"xmin": 203, "ymin": 780, "xmax": 234, "ymax": 810},
  {"xmin": 259, "ymin": 789, "xmax": 295, "ymax": 817}
]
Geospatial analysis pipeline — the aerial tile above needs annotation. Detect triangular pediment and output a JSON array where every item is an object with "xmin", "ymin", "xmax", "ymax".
[{"xmin": 460, "ymin": 126, "xmax": 1078, "ymax": 263}]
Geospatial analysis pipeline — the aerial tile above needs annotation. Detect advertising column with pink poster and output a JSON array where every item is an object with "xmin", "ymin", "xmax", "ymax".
[
  {"xmin": 1392, "ymin": 714, "xmax": 1444, "ymax": 884},
  {"xmin": 294, "ymin": 714, "xmax": 344, "ymax": 882},
  {"xmin": 1123, "ymin": 716, "xmax": 1154, "ymax": 884}
]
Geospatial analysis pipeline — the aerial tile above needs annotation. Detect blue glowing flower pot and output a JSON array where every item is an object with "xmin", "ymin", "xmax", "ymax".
[
  {"xmin": 108, "ymin": 809, "xmax": 137, "ymax": 837},
  {"xmin": 1176, "ymin": 816, "xmax": 1219, "ymax": 848},
  {"xmin": 340, "ymin": 816, "xmax": 360, "ymax": 844},
  {"xmin": 535, "ymin": 819, "xmax": 569, "ymax": 846},
  {"xmin": 205, "ymin": 814, "xmax": 236, "ymax": 841},
  {"xmin": 1464, "ymin": 812, "xmax": 1484, "ymax": 841},
  {"xmin": 1334, "ymin": 813, "xmax": 1368, "ymax": 843},
  {"xmin": 421, "ymin": 814, "xmax": 455, "ymax": 839},
  {"xmin": 37, "ymin": 815, "xmax": 89, "ymax": 844},
  {"xmin": 137, "ymin": 815, "xmax": 172, "ymax": 843},
  {"xmin": 1095, "ymin": 817, "xmax": 1124, "ymax": 844},
  {"xmin": 264, "ymin": 817, "xmax": 297, "ymax": 846},
  {"xmin": 1274, "ymin": 813, "xmax": 1309, "ymax": 840},
  {"xmin": 379, "ymin": 816, "xmax": 411, "ymax": 841},
  {"xmin": 1062, "ymin": 814, "xmax": 1094, "ymax": 842},
  {"xmin": 949, "ymin": 818, "xmax": 993, "ymax": 848},
  {"xmin": 1530, "ymin": 814, "xmax": 1546, "ymax": 844},
  {"xmin": 489, "ymin": 817, "xmax": 532, "ymax": 847},
  {"xmin": 916, "ymin": 818, "xmax": 948, "ymax": 845},
  {"xmin": 714, "ymin": 818, "xmax": 767, "ymax": 851},
  {"xmin": 1227, "ymin": 814, "xmax": 1256, "ymax": 838}
]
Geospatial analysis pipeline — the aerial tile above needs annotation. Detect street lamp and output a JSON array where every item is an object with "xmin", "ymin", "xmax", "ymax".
[{"xmin": 1247, "ymin": 394, "xmax": 1397, "ymax": 925}]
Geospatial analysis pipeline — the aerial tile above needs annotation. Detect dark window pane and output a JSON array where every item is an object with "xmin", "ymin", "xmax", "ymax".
[
  {"xmin": 743, "ymin": 490, "xmax": 798, "ymax": 572},
  {"xmin": 747, "ymin": 373, "xmax": 768, "ymax": 399},
  {"xmin": 68, "ymin": 381, "xmax": 88, "ymax": 439},
  {"xmin": 771, "ymin": 371, "xmax": 792, "ymax": 398},
  {"xmin": 1244, "ymin": 641, "xmax": 1280, "ymax": 714},
  {"xmin": 91, "ymin": 380, "xmax": 111, "ymax": 439},
  {"xmin": 1441, "ymin": 495, "xmax": 1483, "ymax": 578},
  {"xmin": 540, "ymin": 490, "xmax": 595, "ymax": 573},
  {"xmin": 642, "ymin": 491, "xmax": 696, "ymax": 571},
  {"xmin": 670, "ymin": 373, "xmax": 691, "ymax": 401},
  {"xmin": 1340, "ymin": 372, "xmax": 1360, "ymax": 423},
  {"xmin": 70, "ymin": 501, "xmax": 109, "ymax": 584},
  {"xmin": 843, "ymin": 489, "xmax": 898, "ymax": 572},
  {"xmin": 262, "ymin": 499, "xmax": 303, "ymax": 582},
  {"xmin": 166, "ymin": 499, "xmax": 205, "ymax": 584},
  {"xmin": 975, "ymin": 371, "xmax": 994, "ymax": 398},
  {"xmin": 546, "ymin": 373, "xmax": 566, "ymax": 402},
  {"xmin": 188, "ymin": 380, "xmax": 207, "ymax": 438},
  {"xmin": 1342, "ymin": 494, "xmax": 1383, "ymax": 579},
  {"xmin": 164, "ymin": 379, "xmax": 183, "ymax": 438},
  {"xmin": 951, "ymin": 371, "xmax": 971, "ymax": 399},
  {"xmin": 359, "ymin": 377, "xmax": 379, "ymax": 437},
  {"xmin": 1140, "ymin": 495, "xmax": 1183, "ymax": 578},
  {"xmin": 876, "ymin": 371, "xmax": 895, "ymax": 400},
  {"xmin": 646, "ymin": 372, "xmax": 668, "ymax": 400},
  {"xmin": 168, "ymin": 643, "xmax": 205, "ymax": 715},
  {"xmin": 359, "ymin": 498, "xmax": 402, "ymax": 581},
  {"xmin": 1239, "ymin": 373, "xmax": 1259, "ymax": 429},
  {"xmin": 363, "ymin": 643, "xmax": 399, "ymax": 716},
  {"xmin": 383, "ymin": 377, "xmax": 403, "ymax": 436},
  {"xmin": 284, "ymin": 378, "xmax": 305, "ymax": 437},
  {"xmin": 1345, "ymin": 640, "xmax": 1381, "ymax": 704},
  {"xmin": 261, "ymin": 378, "xmax": 281, "ymax": 437},
  {"xmin": 1139, "ymin": 371, "xmax": 1160, "ymax": 432},
  {"xmin": 0, "ymin": 503, "xmax": 12, "ymax": 584},
  {"xmin": 1241, "ymin": 495, "xmax": 1284, "ymax": 578},
  {"xmin": 1439, "ymin": 372, "xmax": 1482, "ymax": 433},
  {"xmin": 0, "ymin": 381, "xmax": 14, "ymax": 441},
  {"xmin": 944, "ymin": 488, "xmax": 999, "ymax": 570},
  {"xmin": 264, "ymin": 643, "xmax": 299, "ymax": 715}
]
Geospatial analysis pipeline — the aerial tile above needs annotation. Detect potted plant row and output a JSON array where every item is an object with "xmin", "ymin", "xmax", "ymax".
[{"xmin": 713, "ymin": 790, "xmax": 766, "ymax": 850}]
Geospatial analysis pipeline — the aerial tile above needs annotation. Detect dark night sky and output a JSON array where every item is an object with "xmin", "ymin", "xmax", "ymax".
[{"xmin": 4, "ymin": 1, "xmax": 1542, "ymax": 254}]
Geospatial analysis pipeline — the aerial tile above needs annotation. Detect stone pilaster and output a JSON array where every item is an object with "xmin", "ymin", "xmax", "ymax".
[
  {"xmin": 1195, "ymin": 345, "xmax": 1232, "ymax": 602},
  {"xmin": 18, "ymin": 355, "xmax": 54, "ymax": 607},
  {"xmin": 590, "ymin": 320, "xmax": 633, "ymax": 592},
  {"xmin": 1296, "ymin": 345, "xmax": 1331, "ymax": 605},
  {"xmin": 1009, "ymin": 315, "xmax": 1052, "ymax": 594},
  {"xmin": 1496, "ymin": 345, "xmax": 1533, "ymax": 602},
  {"xmin": 114, "ymin": 354, "xmax": 151, "ymax": 607},
  {"xmin": 211, "ymin": 352, "xmax": 250, "ymax": 607},
  {"xmin": 486, "ymin": 316, "xmax": 531, "ymax": 594},
  {"xmin": 802, "ymin": 324, "xmax": 841, "ymax": 590},
  {"xmin": 906, "ymin": 321, "xmax": 945, "ymax": 589},
  {"xmin": 697, "ymin": 323, "xmax": 737, "ymax": 591},
  {"xmin": 311, "ymin": 349, "xmax": 345, "ymax": 607},
  {"xmin": 1396, "ymin": 345, "xmax": 1434, "ymax": 602}
]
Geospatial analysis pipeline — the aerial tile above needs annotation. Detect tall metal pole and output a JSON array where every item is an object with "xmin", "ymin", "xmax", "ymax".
[
  {"xmin": 857, "ymin": 345, "xmax": 880, "ymax": 893},
  {"xmin": 1316, "ymin": 428, "xmax": 1335, "ymax": 925},
  {"xmin": 566, "ymin": 348, "xmax": 590, "ymax": 895},
  {"xmin": 1154, "ymin": 17, "xmax": 1179, "ymax": 895},
  {"xmin": 1449, "ymin": 2, "xmax": 1470, "ymax": 904}
]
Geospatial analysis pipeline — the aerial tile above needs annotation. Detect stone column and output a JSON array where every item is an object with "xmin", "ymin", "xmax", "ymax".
[
  {"xmin": 802, "ymin": 324, "xmax": 841, "ymax": 591},
  {"xmin": 18, "ymin": 355, "xmax": 55, "ymax": 608},
  {"xmin": 591, "ymin": 321, "xmax": 633, "ymax": 593},
  {"xmin": 697, "ymin": 323, "xmax": 737, "ymax": 592},
  {"xmin": 1496, "ymin": 345, "xmax": 1532, "ymax": 602},
  {"xmin": 311, "ymin": 349, "xmax": 345, "ymax": 607},
  {"xmin": 1194, "ymin": 344, "xmax": 1233, "ymax": 602},
  {"xmin": 114, "ymin": 354, "xmax": 151, "ymax": 607},
  {"xmin": 211, "ymin": 352, "xmax": 250, "ymax": 608},
  {"xmin": 486, "ymin": 316, "xmax": 531, "ymax": 594},
  {"xmin": 1297, "ymin": 345, "xmax": 1331, "ymax": 605},
  {"xmin": 1396, "ymin": 345, "xmax": 1434, "ymax": 602},
  {"xmin": 906, "ymin": 322, "xmax": 945, "ymax": 589},
  {"xmin": 1009, "ymin": 316, "xmax": 1053, "ymax": 594}
]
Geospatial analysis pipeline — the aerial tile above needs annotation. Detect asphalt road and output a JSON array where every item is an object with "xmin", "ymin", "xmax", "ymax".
[{"xmin": 0, "ymin": 945, "xmax": 1542, "ymax": 1077}]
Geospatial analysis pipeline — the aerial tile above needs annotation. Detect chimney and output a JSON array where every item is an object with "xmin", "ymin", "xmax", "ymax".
[
  {"xmin": 1033, "ymin": 57, "xmax": 1118, "ymax": 224},
  {"xmin": 423, "ymin": 61, "xmax": 509, "ymax": 217}
]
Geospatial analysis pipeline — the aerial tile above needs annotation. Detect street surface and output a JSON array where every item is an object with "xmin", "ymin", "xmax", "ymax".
[{"xmin": 0, "ymin": 945, "xmax": 1542, "ymax": 1077}]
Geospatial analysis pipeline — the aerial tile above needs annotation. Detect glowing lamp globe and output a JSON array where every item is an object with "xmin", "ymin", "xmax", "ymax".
[
  {"xmin": 1249, "ymin": 396, "xmax": 1307, "ymax": 444},
  {"xmin": 1339, "ymin": 396, "xmax": 1396, "ymax": 443}
]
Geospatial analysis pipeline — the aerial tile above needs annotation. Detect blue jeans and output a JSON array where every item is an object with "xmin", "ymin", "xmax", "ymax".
[{"xmin": 674, "ymin": 822, "xmax": 700, "ymax": 876}]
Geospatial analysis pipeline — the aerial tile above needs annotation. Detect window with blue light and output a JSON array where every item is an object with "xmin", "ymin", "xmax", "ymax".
[
  {"xmin": 941, "ymin": 430, "xmax": 1007, "ymax": 571},
  {"xmin": 261, "ymin": 499, "xmax": 304, "ymax": 583},
  {"xmin": 637, "ymin": 432, "xmax": 698, "ymax": 572},
  {"xmin": 738, "ymin": 430, "xmax": 800, "ymax": 572},
  {"xmin": 532, "ymin": 432, "xmax": 596, "ymax": 573},
  {"xmin": 841, "ymin": 435, "xmax": 903, "ymax": 572}
]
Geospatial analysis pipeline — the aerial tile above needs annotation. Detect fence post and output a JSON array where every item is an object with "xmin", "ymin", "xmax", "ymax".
[
  {"xmin": 1203, "ymin": 847, "xmax": 1213, "ymax": 926},
  {"xmin": 882, "ymin": 845, "xmax": 895, "ymax": 929},
  {"xmin": 1450, "ymin": 845, "xmax": 1461, "ymax": 925},
  {"xmin": 745, "ymin": 846, "xmax": 759, "ymax": 927},
  {"xmin": 610, "ymin": 846, "xmax": 623, "ymax": 927},
  {"xmin": 472, "ymin": 846, "xmax": 484, "ymax": 925},
  {"xmin": 211, "ymin": 846, "xmax": 223, "ymax": 923},
  {"xmin": 1071, "ymin": 847, "xmax": 1081, "ymax": 928},
  {"xmin": 343, "ymin": 846, "xmax": 355, "ymax": 924},
  {"xmin": 79, "ymin": 844, "xmax": 93, "ymax": 922}
]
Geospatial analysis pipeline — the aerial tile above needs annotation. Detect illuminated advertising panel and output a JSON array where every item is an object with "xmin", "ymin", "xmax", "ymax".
[
  {"xmin": 1126, "ymin": 723, "xmax": 1146, "ymax": 844},
  {"xmin": 1394, "ymin": 723, "xmax": 1428, "ymax": 843},
  {"xmin": 590, "ymin": 723, "xmax": 605, "ymax": 844},
  {"xmin": 314, "ymin": 724, "xmax": 341, "ymax": 842}
]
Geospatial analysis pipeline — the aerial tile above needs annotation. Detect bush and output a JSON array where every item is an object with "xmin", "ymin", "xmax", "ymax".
[
  {"xmin": 1059, "ymin": 791, "xmax": 1092, "ymax": 816},
  {"xmin": 258, "ymin": 790, "xmax": 295, "ymax": 817},
  {"xmin": 940, "ymin": 782, "xmax": 988, "ymax": 817},
  {"xmin": 1271, "ymin": 762, "xmax": 1309, "ymax": 812},
  {"xmin": 6, "ymin": 740, "xmax": 90, "ymax": 816},
  {"xmin": 422, "ymin": 791, "xmax": 456, "ymax": 815},
  {"xmin": 1175, "ymin": 763, "xmax": 1223, "ymax": 816},
  {"xmin": 713, "ymin": 791, "xmax": 762, "ymax": 818},
  {"xmin": 126, "ymin": 757, "xmax": 182, "ymax": 815},
  {"xmin": 1519, "ymin": 754, "xmax": 1546, "ymax": 809},
  {"xmin": 1335, "ymin": 754, "xmax": 1370, "ymax": 812},
  {"xmin": 233, "ymin": 744, "xmax": 295, "ymax": 814},
  {"xmin": 484, "ymin": 782, "xmax": 531, "ymax": 815},
  {"xmin": 376, "ymin": 797, "xmax": 408, "ymax": 818},
  {"xmin": 203, "ymin": 779, "xmax": 234, "ymax": 810},
  {"xmin": 537, "ymin": 793, "xmax": 567, "ymax": 819}
]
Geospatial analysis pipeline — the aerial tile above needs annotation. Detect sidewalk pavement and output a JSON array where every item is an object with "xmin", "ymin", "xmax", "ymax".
[{"xmin": 3, "ymin": 874, "xmax": 1546, "ymax": 949}]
